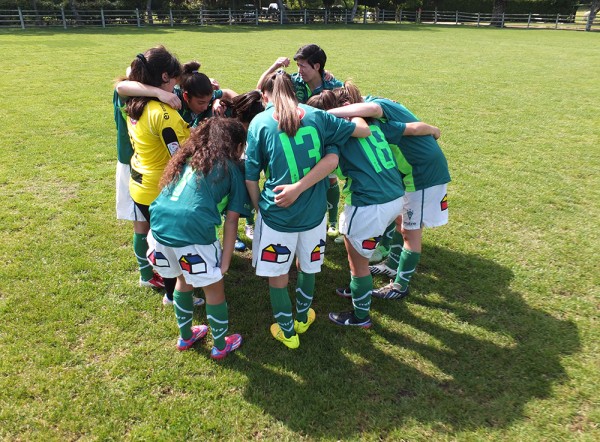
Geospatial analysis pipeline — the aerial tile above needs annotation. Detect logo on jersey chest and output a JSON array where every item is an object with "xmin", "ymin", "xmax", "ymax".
[
  {"xmin": 179, "ymin": 254, "xmax": 207, "ymax": 274},
  {"xmin": 261, "ymin": 244, "xmax": 291, "ymax": 264}
]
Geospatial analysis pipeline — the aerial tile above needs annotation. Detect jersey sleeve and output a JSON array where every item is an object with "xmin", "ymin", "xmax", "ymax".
[
  {"xmin": 244, "ymin": 128, "xmax": 262, "ymax": 181},
  {"xmin": 225, "ymin": 161, "xmax": 253, "ymax": 218},
  {"xmin": 213, "ymin": 89, "xmax": 224, "ymax": 100},
  {"xmin": 319, "ymin": 110, "xmax": 356, "ymax": 148},
  {"xmin": 152, "ymin": 103, "xmax": 190, "ymax": 156},
  {"xmin": 379, "ymin": 121, "xmax": 407, "ymax": 146}
]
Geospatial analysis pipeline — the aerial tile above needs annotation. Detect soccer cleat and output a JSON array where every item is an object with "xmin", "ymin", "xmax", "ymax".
[
  {"xmin": 294, "ymin": 308, "xmax": 316, "ymax": 334},
  {"xmin": 234, "ymin": 236, "xmax": 246, "ymax": 252},
  {"xmin": 162, "ymin": 294, "xmax": 174, "ymax": 306},
  {"xmin": 334, "ymin": 234, "xmax": 345, "ymax": 244},
  {"xmin": 328, "ymin": 311, "xmax": 372, "ymax": 328},
  {"xmin": 369, "ymin": 262, "xmax": 397, "ymax": 278},
  {"xmin": 327, "ymin": 223, "xmax": 338, "ymax": 235},
  {"xmin": 176, "ymin": 324, "xmax": 209, "ymax": 351},
  {"xmin": 140, "ymin": 273, "xmax": 165, "ymax": 289},
  {"xmin": 210, "ymin": 333, "xmax": 243, "ymax": 360},
  {"xmin": 369, "ymin": 245, "xmax": 390, "ymax": 264},
  {"xmin": 335, "ymin": 287, "xmax": 352, "ymax": 299},
  {"xmin": 270, "ymin": 323, "xmax": 300, "ymax": 349},
  {"xmin": 244, "ymin": 224, "xmax": 254, "ymax": 240},
  {"xmin": 193, "ymin": 296, "xmax": 205, "ymax": 307},
  {"xmin": 372, "ymin": 281, "xmax": 409, "ymax": 300}
]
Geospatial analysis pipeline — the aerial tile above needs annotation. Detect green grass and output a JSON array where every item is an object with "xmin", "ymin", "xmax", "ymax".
[{"xmin": 0, "ymin": 25, "xmax": 598, "ymax": 441}]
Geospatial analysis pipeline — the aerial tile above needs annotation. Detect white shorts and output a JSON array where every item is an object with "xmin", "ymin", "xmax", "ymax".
[
  {"xmin": 146, "ymin": 231, "xmax": 223, "ymax": 288},
  {"xmin": 116, "ymin": 162, "xmax": 146, "ymax": 222},
  {"xmin": 339, "ymin": 196, "xmax": 404, "ymax": 259},
  {"xmin": 252, "ymin": 213, "xmax": 327, "ymax": 277},
  {"xmin": 402, "ymin": 184, "xmax": 448, "ymax": 230}
]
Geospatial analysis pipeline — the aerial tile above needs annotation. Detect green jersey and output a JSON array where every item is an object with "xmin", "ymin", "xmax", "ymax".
[
  {"xmin": 366, "ymin": 96, "xmax": 451, "ymax": 192},
  {"xmin": 113, "ymin": 90, "xmax": 133, "ymax": 165},
  {"xmin": 245, "ymin": 103, "xmax": 355, "ymax": 232},
  {"xmin": 339, "ymin": 120, "xmax": 405, "ymax": 207},
  {"xmin": 150, "ymin": 161, "xmax": 252, "ymax": 247},
  {"xmin": 174, "ymin": 86, "xmax": 226, "ymax": 127},
  {"xmin": 290, "ymin": 72, "xmax": 343, "ymax": 104}
]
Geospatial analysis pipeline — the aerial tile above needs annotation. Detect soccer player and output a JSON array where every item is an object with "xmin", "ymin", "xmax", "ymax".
[
  {"xmin": 256, "ymin": 45, "xmax": 345, "ymax": 235},
  {"xmin": 121, "ymin": 46, "xmax": 190, "ymax": 307},
  {"xmin": 147, "ymin": 118, "xmax": 250, "ymax": 358},
  {"xmin": 245, "ymin": 72, "xmax": 370, "ymax": 349},
  {"xmin": 308, "ymin": 90, "xmax": 440, "ymax": 327},
  {"xmin": 328, "ymin": 84, "xmax": 449, "ymax": 300}
]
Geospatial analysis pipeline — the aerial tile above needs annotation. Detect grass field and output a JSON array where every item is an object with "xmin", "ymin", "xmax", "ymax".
[{"xmin": 0, "ymin": 25, "xmax": 598, "ymax": 441}]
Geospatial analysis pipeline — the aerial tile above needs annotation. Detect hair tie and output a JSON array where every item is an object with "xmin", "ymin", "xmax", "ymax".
[
  {"xmin": 275, "ymin": 68, "xmax": 285, "ymax": 76},
  {"xmin": 191, "ymin": 70, "xmax": 199, "ymax": 74},
  {"xmin": 136, "ymin": 53, "xmax": 147, "ymax": 64}
]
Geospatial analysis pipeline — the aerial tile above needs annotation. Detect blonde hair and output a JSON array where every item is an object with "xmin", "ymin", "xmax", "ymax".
[{"xmin": 262, "ymin": 72, "xmax": 300, "ymax": 137}]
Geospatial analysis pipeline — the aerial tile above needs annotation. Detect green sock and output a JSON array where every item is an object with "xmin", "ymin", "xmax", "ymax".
[
  {"xmin": 350, "ymin": 274, "xmax": 372, "ymax": 319},
  {"xmin": 394, "ymin": 249, "xmax": 421, "ymax": 291},
  {"xmin": 295, "ymin": 271, "xmax": 315, "ymax": 323},
  {"xmin": 133, "ymin": 232, "xmax": 154, "ymax": 281},
  {"xmin": 206, "ymin": 301, "xmax": 228, "ymax": 350},
  {"xmin": 379, "ymin": 222, "xmax": 396, "ymax": 249},
  {"xmin": 385, "ymin": 230, "xmax": 404, "ymax": 269},
  {"xmin": 326, "ymin": 182, "xmax": 340, "ymax": 226},
  {"xmin": 173, "ymin": 289, "xmax": 194, "ymax": 340},
  {"xmin": 269, "ymin": 286, "xmax": 295, "ymax": 338}
]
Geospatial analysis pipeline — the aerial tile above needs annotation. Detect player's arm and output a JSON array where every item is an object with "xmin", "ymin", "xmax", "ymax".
[
  {"xmin": 403, "ymin": 122, "xmax": 441, "ymax": 140},
  {"xmin": 220, "ymin": 211, "xmax": 239, "ymax": 275},
  {"xmin": 350, "ymin": 116, "xmax": 371, "ymax": 138},
  {"xmin": 273, "ymin": 153, "xmax": 339, "ymax": 208},
  {"xmin": 328, "ymin": 102, "xmax": 383, "ymax": 120},
  {"xmin": 115, "ymin": 80, "xmax": 181, "ymax": 110},
  {"xmin": 212, "ymin": 88, "xmax": 238, "ymax": 117},
  {"xmin": 245, "ymin": 180, "xmax": 261, "ymax": 212},
  {"xmin": 256, "ymin": 57, "xmax": 290, "ymax": 89}
]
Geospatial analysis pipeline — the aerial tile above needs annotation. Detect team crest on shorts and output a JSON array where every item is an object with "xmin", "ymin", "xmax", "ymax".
[
  {"xmin": 440, "ymin": 194, "xmax": 448, "ymax": 211},
  {"xmin": 362, "ymin": 236, "xmax": 381, "ymax": 250},
  {"xmin": 148, "ymin": 250, "xmax": 169, "ymax": 267},
  {"xmin": 261, "ymin": 244, "xmax": 291, "ymax": 264},
  {"xmin": 310, "ymin": 239, "xmax": 326, "ymax": 262},
  {"xmin": 179, "ymin": 254, "xmax": 207, "ymax": 274}
]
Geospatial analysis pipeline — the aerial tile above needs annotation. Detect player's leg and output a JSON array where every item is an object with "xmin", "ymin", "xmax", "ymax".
[
  {"xmin": 173, "ymin": 275, "xmax": 208, "ymax": 351},
  {"xmin": 326, "ymin": 176, "xmax": 340, "ymax": 234},
  {"xmin": 204, "ymin": 279, "xmax": 242, "ymax": 360}
]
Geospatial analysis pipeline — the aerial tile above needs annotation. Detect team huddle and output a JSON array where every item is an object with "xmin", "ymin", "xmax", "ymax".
[{"xmin": 113, "ymin": 44, "xmax": 450, "ymax": 360}]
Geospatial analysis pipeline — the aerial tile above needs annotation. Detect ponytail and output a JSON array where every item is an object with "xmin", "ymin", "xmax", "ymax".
[{"xmin": 262, "ymin": 72, "xmax": 300, "ymax": 137}]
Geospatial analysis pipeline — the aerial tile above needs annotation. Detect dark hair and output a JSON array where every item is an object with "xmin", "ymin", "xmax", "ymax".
[
  {"xmin": 261, "ymin": 72, "xmax": 300, "ymax": 137},
  {"xmin": 226, "ymin": 90, "xmax": 264, "ymax": 125},
  {"xmin": 180, "ymin": 61, "xmax": 213, "ymax": 98},
  {"xmin": 160, "ymin": 118, "xmax": 246, "ymax": 188},
  {"xmin": 307, "ymin": 90, "xmax": 338, "ymax": 111},
  {"xmin": 126, "ymin": 46, "xmax": 182, "ymax": 120},
  {"xmin": 293, "ymin": 44, "xmax": 327, "ymax": 76}
]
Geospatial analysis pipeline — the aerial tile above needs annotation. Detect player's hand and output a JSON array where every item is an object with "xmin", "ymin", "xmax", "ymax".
[
  {"xmin": 431, "ymin": 126, "xmax": 441, "ymax": 140},
  {"xmin": 273, "ymin": 183, "xmax": 301, "ymax": 208},
  {"xmin": 210, "ymin": 77, "xmax": 220, "ymax": 91},
  {"xmin": 212, "ymin": 99, "xmax": 227, "ymax": 117},
  {"xmin": 157, "ymin": 90, "xmax": 181, "ymax": 110},
  {"xmin": 274, "ymin": 57, "xmax": 290, "ymax": 69},
  {"xmin": 220, "ymin": 261, "xmax": 229, "ymax": 275},
  {"xmin": 324, "ymin": 69, "xmax": 334, "ymax": 81}
]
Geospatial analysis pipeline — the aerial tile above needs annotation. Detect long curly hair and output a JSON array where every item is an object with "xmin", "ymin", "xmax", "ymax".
[{"xmin": 160, "ymin": 117, "xmax": 246, "ymax": 188}]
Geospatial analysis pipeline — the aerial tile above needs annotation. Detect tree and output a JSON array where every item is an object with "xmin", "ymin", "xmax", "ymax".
[{"xmin": 491, "ymin": 0, "xmax": 507, "ymax": 27}]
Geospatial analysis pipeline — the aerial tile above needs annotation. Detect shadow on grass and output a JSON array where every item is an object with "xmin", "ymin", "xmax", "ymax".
[{"xmin": 226, "ymin": 243, "xmax": 580, "ymax": 438}]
